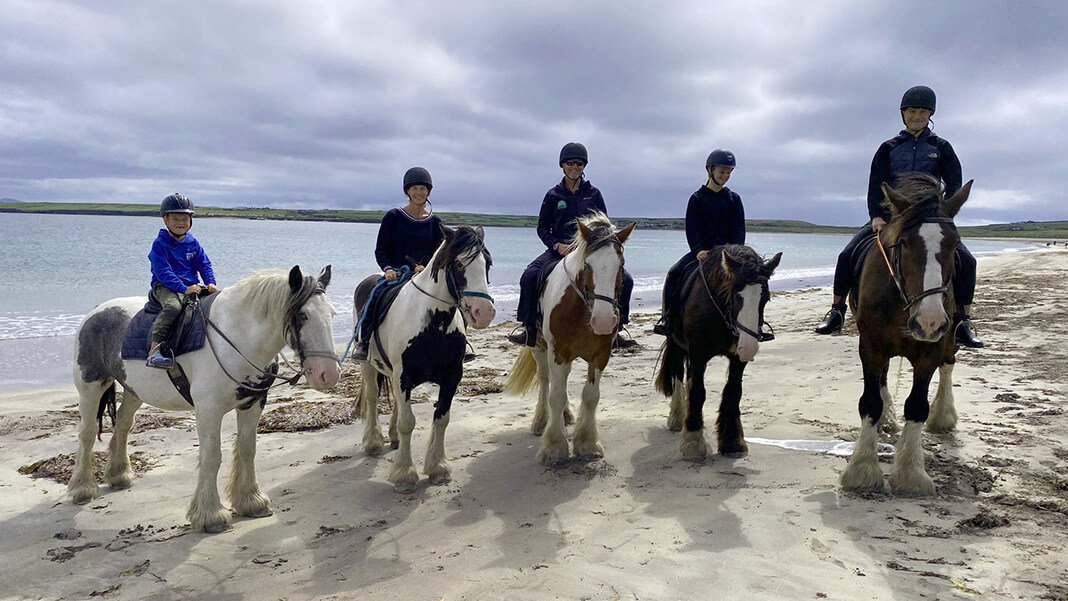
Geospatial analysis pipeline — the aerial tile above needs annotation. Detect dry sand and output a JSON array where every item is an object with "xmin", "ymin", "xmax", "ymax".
[{"xmin": 1, "ymin": 249, "xmax": 1065, "ymax": 601}]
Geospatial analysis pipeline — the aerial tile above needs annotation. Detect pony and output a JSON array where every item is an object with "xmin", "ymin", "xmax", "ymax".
[
  {"xmin": 69, "ymin": 266, "xmax": 340, "ymax": 532},
  {"xmin": 654, "ymin": 245, "xmax": 782, "ymax": 461},
  {"xmin": 840, "ymin": 173, "xmax": 974, "ymax": 495},
  {"xmin": 504, "ymin": 212, "xmax": 636, "ymax": 464},
  {"xmin": 354, "ymin": 225, "xmax": 495, "ymax": 493}
]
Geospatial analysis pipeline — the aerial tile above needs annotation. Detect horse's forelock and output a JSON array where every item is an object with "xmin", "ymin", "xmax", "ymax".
[
  {"xmin": 430, "ymin": 225, "xmax": 485, "ymax": 281},
  {"xmin": 572, "ymin": 211, "xmax": 616, "ymax": 258},
  {"xmin": 709, "ymin": 245, "xmax": 767, "ymax": 299},
  {"xmin": 883, "ymin": 173, "xmax": 951, "ymax": 242}
]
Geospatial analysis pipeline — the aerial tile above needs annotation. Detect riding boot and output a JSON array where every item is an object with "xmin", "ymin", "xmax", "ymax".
[
  {"xmin": 954, "ymin": 315, "xmax": 984, "ymax": 349},
  {"xmin": 506, "ymin": 328, "xmax": 528, "ymax": 346},
  {"xmin": 653, "ymin": 315, "xmax": 670, "ymax": 336},
  {"xmin": 613, "ymin": 328, "xmax": 638, "ymax": 349},
  {"xmin": 351, "ymin": 340, "xmax": 370, "ymax": 362},
  {"xmin": 814, "ymin": 306, "xmax": 845, "ymax": 335},
  {"xmin": 758, "ymin": 322, "xmax": 775, "ymax": 342}
]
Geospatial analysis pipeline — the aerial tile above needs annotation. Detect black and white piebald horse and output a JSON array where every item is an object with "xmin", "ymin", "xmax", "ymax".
[
  {"xmin": 70, "ymin": 266, "xmax": 340, "ymax": 532},
  {"xmin": 354, "ymin": 225, "xmax": 494, "ymax": 492}
]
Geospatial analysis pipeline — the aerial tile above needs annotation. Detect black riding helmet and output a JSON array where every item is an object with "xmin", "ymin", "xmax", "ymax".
[
  {"xmin": 705, "ymin": 149, "xmax": 737, "ymax": 169},
  {"xmin": 403, "ymin": 167, "xmax": 433, "ymax": 193},
  {"xmin": 160, "ymin": 193, "xmax": 194, "ymax": 216},
  {"xmin": 900, "ymin": 85, "xmax": 936, "ymax": 112},
  {"xmin": 559, "ymin": 142, "xmax": 588, "ymax": 166}
]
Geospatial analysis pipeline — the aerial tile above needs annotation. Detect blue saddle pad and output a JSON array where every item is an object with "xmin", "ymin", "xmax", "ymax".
[{"xmin": 120, "ymin": 293, "xmax": 217, "ymax": 360}]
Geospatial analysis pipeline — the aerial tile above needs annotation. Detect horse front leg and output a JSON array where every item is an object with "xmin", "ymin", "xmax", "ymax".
[
  {"xmin": 927, "ymin": 360, "xmax": 957, "ymax": 433},
  {"xmin": 424, "ymin": 375, "xmax": 459, "ymax": 485},
  {"xmin": 105, "ymin": 391, "xmax": 143, "ymax": 490},
  {"xmin": 187, "ymin": 404, "xmax": 231, "ymax": 533},
  {"xmin": 388, "ymin": 379, "xmax": 419, "ymax": 493},
  {"xmin": 889, "ymin": 363, "xmax": 937, "ymax": 496},
  {"xmin": 69, "ymin": 377, "xmax": 109, "ymax": 504},
  {"xmin": 530, "ymin": 346, "xmax": 550, "ymax": 435},
  {"xmin": 840, "ymin": 349, "xmax": 888, "ymax": 492},
  {"xmin": 228, "ymin": 400, "xmax": 272, "ymax": 518},
  {"xmin": 717, "ymin": 356, "xmax": 749, "ymax": 457},
  {"xmin": 680, "ymin": 356, "xmax": 710, "ymax": 462},
  {"xmin": 537, "ymin": 360, "xmax": 573, "ymax": 465},
  {"xmin": 360, "ymin": 363, "xmax": 386, "ymax": 455},
  {"xmin": 572, "ymin": 365, "xmax": 604, "ymax": 459}
]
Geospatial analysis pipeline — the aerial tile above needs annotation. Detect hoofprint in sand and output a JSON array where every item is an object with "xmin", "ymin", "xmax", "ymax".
[{"xmin": 1, "ymin": 250, "xmax": 1065, "ymax": 600}]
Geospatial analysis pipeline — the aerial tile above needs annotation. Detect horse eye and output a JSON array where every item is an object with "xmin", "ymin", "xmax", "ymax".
[{"xmin": 298, "ymin": 311, "xmax": 308, "ymax": 321}]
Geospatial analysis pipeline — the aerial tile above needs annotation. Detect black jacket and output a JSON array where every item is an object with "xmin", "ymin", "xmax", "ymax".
[
  {"xmin": 536, "ymin": 178, "xmax": 608, "ymax": 250},
  {"xmin": 867, "ymin": 128, "xmax": 962, "ymax": 220},
  {"xmin": 374, "ymin": 208, "xmax": 445, "ymax": 271},
  {"xmin": 685, "ymin": 185, "xmax": 746, "ymax": 253}
]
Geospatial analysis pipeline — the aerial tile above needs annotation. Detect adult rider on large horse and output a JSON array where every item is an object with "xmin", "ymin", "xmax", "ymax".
[
  {"xmin": 508, "ymin": 142, "xmax": 637, "ymax": 349},
  {"xmin": 814, "ymin": 85, "xmax": 983, "ymax": 348}
]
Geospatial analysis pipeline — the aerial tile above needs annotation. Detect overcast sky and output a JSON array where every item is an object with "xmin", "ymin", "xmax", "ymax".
[{"xmin": 2, "ymin": 1, "xmax": 1066, "ymax": 225}]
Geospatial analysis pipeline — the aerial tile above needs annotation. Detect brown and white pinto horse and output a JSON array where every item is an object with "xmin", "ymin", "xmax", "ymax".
[
  {"xmin": 840, "ymin": 173, "xmax": 973, "ymax": 495},
  {"xmin": 504, "ymin": 212, "xmax": 635, "ymax": 464}
]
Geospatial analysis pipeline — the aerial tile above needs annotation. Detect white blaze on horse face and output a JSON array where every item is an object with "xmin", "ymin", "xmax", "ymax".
[
  {"xmin": 301, "ymin": 294, "xmax": 340, "ymax": 390},
  {"xmin": 735, "ymin": 283, "xmax": 761, "ymax": 362},
  {"xmin": 586, "ymin": 246, "xmax": 621, "ymax": 336},
  {"xmin": 462, "ymin": 252, "xmax": 495, "ymax": 329},
  {"xmin": 912, "ymin": 223, "xmax": 950, "ymax": 340}
]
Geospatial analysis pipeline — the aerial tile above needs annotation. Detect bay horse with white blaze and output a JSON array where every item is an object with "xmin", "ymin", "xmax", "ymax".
[
  {"xmin": 840, "ymin": 173, "xmax": 973, "ymax": 495},
  {"xmin": 655, "ymin": 245, "xmax": 782, "ymax": 461},
  {"xmin": 354, "ymin": 225, "xmax": 495, "ymax": 493},
  {"xmin": 504, "ymin": 212, "xmax": 636, "ymax": 464},
  {"xmin": 70, "ymin": 266, "xmax": 340, "ymax": 532}
]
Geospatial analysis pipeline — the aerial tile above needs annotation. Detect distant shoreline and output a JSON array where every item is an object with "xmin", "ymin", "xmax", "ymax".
[{"xmin": 2, "ymin": 201, "xmax": 1066, "ymax": 238}]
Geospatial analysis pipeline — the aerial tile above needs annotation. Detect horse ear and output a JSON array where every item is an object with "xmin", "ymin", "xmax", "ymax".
[
  {"xmin": 720, "ymin": 251, "xmax": 741, "ymax": 276},
  {"xmin": 943, "ymin": 180, "xmax": 973, "ymax": 218},
  {"xmin": 318, "ymin": 265, "xmax": 332, "ymax": 289},
  {"xmin": 474, "ymin": 225, "xmax": 485, "ymax": 240},
  {"xmin": 439, "ymin": 223, "xmax": 455, "ymax": 239},
  {"xmin": 615, "ymin": 222, "xmax": 637, "ymax": 244},
  {"xmin": 764, "ymin": 252, "xmax": 783, "ymax": 275},
  {"xmin": 288, "ymin": 266, "xmax": 303, "ymax": 293},
  {"xmin": 881, "ymin": 182, "xmax": 909, "ymax": 215},
  {"xmin": 577, "ymin": 220, "xmax": 592, "ymax": 241}
]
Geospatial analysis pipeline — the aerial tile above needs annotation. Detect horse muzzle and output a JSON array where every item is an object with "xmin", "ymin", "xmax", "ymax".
[
  {"xmin": 305, "ymin": 356, "xmax": 341, "ymax": 391},
  {"xmin": 466, "ymin": 298, "xmax": 495, "ymax": 329},
  {"xmin": 589, "ymin": 310, "xmax": 619, "ymax": 337},
  {"xmin": 735, "ymin": 332, "xmax": 759, "ymax": 362},
  {"xmin": 907, "ymin": 306, "xmax": 951, "ymax": 343}
]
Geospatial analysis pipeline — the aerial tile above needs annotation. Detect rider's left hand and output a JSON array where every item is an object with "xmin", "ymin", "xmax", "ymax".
[
  {"xmin": 205, "ymin": 284, "xmax": 219, "ymax": 293},
  {"xmin": 414, "ymin": 265, "xmax": 425, "ymax": 273}
]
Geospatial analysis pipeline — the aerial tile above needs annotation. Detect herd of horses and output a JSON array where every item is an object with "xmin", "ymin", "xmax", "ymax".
[{"xmin": 68, "ymin": 174, "xmax": 974, "ymax": 532}]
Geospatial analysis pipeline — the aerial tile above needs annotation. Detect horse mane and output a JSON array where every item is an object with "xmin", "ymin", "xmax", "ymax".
[
  {"xmin": 882, "ymin": 173, "xmax": 948, "ymax": 242},
  {"xmin": 705, "ymin": 244, "xmax": 767, "ymax": 299},
  {"xmin": 226, "ymin": 269, "xmax": 324, "ymax": 335},
  {"xmin": 571, "ymin": 211, "xmax": 617, "ymax": 258},
  {"xmin": 429, "ymin": 225, "xmax": 492, "ymax": 282}
]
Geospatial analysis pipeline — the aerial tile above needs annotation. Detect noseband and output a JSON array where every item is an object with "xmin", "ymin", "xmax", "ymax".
[
  {"xmin": 561, "ymin": 234, "xmax": 624, "ymax": 313},
  {"xmin": 876, "ymin": 217, "xmax": 956, "ymax": 311}
]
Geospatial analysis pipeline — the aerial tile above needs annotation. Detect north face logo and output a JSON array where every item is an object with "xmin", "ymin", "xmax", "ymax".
[{"xmin": 928, "ymin": 153, "xmax": 938, "ymax": 158}]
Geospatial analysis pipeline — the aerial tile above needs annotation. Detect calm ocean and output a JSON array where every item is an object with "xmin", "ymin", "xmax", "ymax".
[{"xmin": 0, "ymin": 213, "xmax": 1029, "ymax": 389}]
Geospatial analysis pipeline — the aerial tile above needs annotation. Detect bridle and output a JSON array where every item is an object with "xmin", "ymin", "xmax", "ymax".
[
  {"xmin": 696, "ymin": 258, "xmax": 765, "ymax": 340},
  {"xmin": 409, "ymin": 242, "xmax": 495, "ymax": 315},
  {"xmin": 560, "ymin": 233, "xmax": 624, "ymax": 313},
  {"xmin": 198, "ymin": 284, "xmax": 339, "ymax": 392},
  {"xmin": 875, "ymin": 216, "xmax": 957, "ymax": 311}
]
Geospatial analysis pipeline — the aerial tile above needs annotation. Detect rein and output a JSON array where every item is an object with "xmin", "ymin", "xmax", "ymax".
[
  {"xmin": 409, "ymin": 245, "xmax": 495, "ymax": 310},
  {"xmin": 876, "ymin": 217, "xmax": 955, "ymax": 311},
  {"xmin": 696, "ymin": 259, "xmax": 762, "ymax": 340}
]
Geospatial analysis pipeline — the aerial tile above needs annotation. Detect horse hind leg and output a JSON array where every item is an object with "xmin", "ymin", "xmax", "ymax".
[
  {"xmin": 359, "ymin": 363, "xmax": 386, "ymax": 456},
  {"xmin": 679, "ymin": 360, "xmax": 709, "ymax": 463},
  {"xmin": 105, "ymin": 390, "xmax": 143, "ymax": 490},
  {"xmin": 68, "ymin": 374, "xmax": 109, "ymax": 504},
  {"xmin": 876, "ymin": 361, "xmax": 900, "ymax": 434},
  {"xmin": 424, "ymin": 378, "xmax": 458, "ymax": 485},
  {"xmin": 571, "ymin": 366, "xmax": 604, "ymax": 459},
  {"xmin": 227, "ymin": 401, "xmax": 272, "ymax": 519},
  {"xmin": 926, "ymin": 362, "xmax": 957, "ymax": 433},
  {"xmin": 187, "ymin": 406, "xmax": 232, "ymax": 533},
  {"xmin": 388, "ymin": 382, "xmax": 419, "ymax": 493},
  {"xmin": 667, "ymin": 379, "xmax": 686, "ymax": 432},
  {"xmin": 530, "ymin": 347, "xmax": 550, "ymax": 435}
]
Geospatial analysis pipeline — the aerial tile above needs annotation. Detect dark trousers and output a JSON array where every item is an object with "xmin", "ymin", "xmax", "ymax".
[
  {"xmin": 831, "ymin": 224, "xmax": 977, "ymax": 307},
  {"xmin": 150, "ymin": 283, "xmax": 186, "ymax": 345},
  {"xmin": 661, "ymin": 252, "xmax": 697, "ymax": 322},
  {"xmin": 516, "ymin": 249, "xmax": 633, "ymax": 329}
]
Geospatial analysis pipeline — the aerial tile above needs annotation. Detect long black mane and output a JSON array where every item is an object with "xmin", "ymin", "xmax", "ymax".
[{"xmin": 430, "ymin": 225, "xmax": 492, "ymax": 283}]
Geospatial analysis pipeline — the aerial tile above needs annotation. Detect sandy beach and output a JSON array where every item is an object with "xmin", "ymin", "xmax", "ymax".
[{"xmin": 1, "ymin": 249, "xmax": 1065, "ymax": 601}]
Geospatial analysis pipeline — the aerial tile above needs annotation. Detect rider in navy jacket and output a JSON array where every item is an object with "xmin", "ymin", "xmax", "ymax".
[
  {"xmin": 814, "ymin": 86, "xmax": 982, "ymax": 348},
  {"xmin": 509, "ymin": 143, "xmax": 636, "ymax": 348}
]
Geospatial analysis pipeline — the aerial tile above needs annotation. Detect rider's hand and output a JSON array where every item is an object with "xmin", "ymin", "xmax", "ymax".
[
  {"xmin": 185, "ymin": 284, "xmax": 203, "ymax": 295},
  {"xmin": 556, "ymin": 242, "xmax": 575, "ymax": 256},
  {"xmin": 696, "ymin": 250, "xmax": 711, "ymax": 262},
  {"xmin": 205, "ymin": 284, "xmax": 218, "ymax": 293},
  {"xmin": 871, "ymin": 216, "xmax": 887, "ymax": 232},
  {"xmin": 384, "ymin": 269, "xmax": 398, "ymax": 281},
  {"xmin": 414, "ymin": 265, "xmax": 425, "ymax": 273}
]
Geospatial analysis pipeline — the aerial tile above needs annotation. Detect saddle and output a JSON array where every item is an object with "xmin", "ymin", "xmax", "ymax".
[
  {"xmin": 534, "ymin": 258, "xmax": 563, "ymax": 328},
  {"xmin": 120, "ymin": 293, "xmax": 217, "ymax": 360},
  {"xmin": 664, "ymin": 260, "xmax": 703, "ymax": 335},
  {"xmin": 848, "ymin": 234, "xmax": 879, "ymax": 298}
]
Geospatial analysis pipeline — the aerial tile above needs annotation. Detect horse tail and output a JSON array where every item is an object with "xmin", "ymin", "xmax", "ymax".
[
  {"xmin": 654, "ymin": 339, "xmax": 685, "ymax": 397},
  {"xmin": 96, "ymin": 383, "xmax": 117, "ymax": 441},
  {"xmin": 503, "ymin": 347, "xmax": 538, "ymax": 396}
]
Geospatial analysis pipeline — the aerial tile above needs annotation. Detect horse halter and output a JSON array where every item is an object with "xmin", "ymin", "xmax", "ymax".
[
  {"xmin": 696, "ymin": 259, "xmax": 764, "ymax": 340},
  {"xmin": 875, "ymin": 217, "xmax": 956, "ymax": 311},
  {"xmin": 561, "ymin": 234, "xmax": 625, "ymax": 313},
  {"xmin": 410, "ymin": 242, "xmax": 495, "ymax": 312}
]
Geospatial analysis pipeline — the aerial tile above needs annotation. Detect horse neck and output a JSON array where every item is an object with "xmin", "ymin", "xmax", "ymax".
[
  {"xmin": 413, "ymin": 264, "xmax": 456, "ymax": 309},
  {"xmin": 212, "ymin": 289, "xmax": 288, "ymax": 366}
]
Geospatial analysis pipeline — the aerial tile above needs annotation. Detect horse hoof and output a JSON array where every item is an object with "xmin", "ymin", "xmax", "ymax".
[
  {"xmin": 573, "ymin": 442, "xmax": 604, "ymax": 460},
  {"xmin": 107, "ymin": 472, "xmax": 134, "ymax": 490},
  {"xmin": 70, "ymin": 488, "xmax": 99, "ymax": 505},
  {"xmin": 392, "ymin": 480, "xmax": 418, "ymax": 494},
  {"xmin": 666, "ymin": 416, "xmax": 683, "ymax": 432},
  {"xmin": 427, "ymin": 472, "xmax": 451, "ymax": 486},
  {"xmin": 537, "ymin": 446, "xmax": 570, "ymax": 466},
  {"xmin": 244, "ymin": 506, "xmax": 274, "ymax": 519},
  {"xmin": 530, "ymin": 421, "xmax": 546, "ymax": 436},
  {"xmin": 839, "ymin": 465, "xmax": 886, "ymax": 493},
  {"xmin": 203, "ymin": 521, "xmax": 232, "ymax": 534},
  {"xmin": 721, "ymin": 451, "xmax": 747, "ymax": 459},
  {"xmin": 889, "ymin": 471, "xmax": 936, "ymax": 497},
  {"xmin": 364, "ymin": 443, "xmax": 383, "ymax": 457}
]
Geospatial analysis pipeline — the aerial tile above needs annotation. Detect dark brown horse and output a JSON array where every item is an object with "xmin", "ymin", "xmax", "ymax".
[
  {"xmin": 654, "ymin": 245, "xmax": 782, "ymax": 462},
  {"xmin": 840, "ymin": 173, "xmax": 973, "ymax": 495}
]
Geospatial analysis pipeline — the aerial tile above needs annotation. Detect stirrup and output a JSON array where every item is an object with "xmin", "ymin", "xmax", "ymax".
[
  {"xmin": 758, "ymin": 321, "xmax": 776, "ymax": 342},
  {"xmin": 814, "ymin": 308, "xmax": 844, "ymax": 335},
  {"xmin": 506, "ymin": 325, "xmax": 528, "ymax": 346},
  {"xmin": 146, "ymin": 349, "xmax": 174, "ymax": 369},
  {"xmin": 613, "ymin": 326, "xmax": 639, "ymax": 349}
]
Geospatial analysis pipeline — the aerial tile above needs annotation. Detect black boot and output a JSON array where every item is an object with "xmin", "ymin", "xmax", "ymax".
[
  {"xmin": 954, "ymin": 316, "xmax": 984, "ymax": 349},
  {"xmin": 613, "ymin": 328, "xmax": 638, "ymax": 349},
  {"xmin": 506, "ymin": 327, "xmax": 527, "ymax": 346},
  {"xmin": 815, "ymin": 306, "xmax": 845, "ymax": 335},
  {"xmin": 758, "ymin": 321, "xmax": 775, "ymax": 342},
  {"xmin": 351, "ymin": 340, "xmax": 370, "ymax": 362}
]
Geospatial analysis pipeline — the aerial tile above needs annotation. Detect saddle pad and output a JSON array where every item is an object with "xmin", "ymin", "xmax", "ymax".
[
  {"xmin": 120, "ymin": 293, "xmax": 217, "ymax": 360},
  {"xmin": 365, "ymin": 271, "xmax": 412, "ymax": 332}
]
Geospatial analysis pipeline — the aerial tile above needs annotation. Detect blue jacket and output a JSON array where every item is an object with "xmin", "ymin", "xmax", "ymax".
[
  {"xmin": 867, "ymin": 128, "xmax": 962, "ymax": 220},
  {"xmin": 536, "ymin": 178, "xmax": 608, "ymax": 250},
  {"xmin": 685, "ymin": 185, "xmax": 746, "ymax": 253},
  {"xmin": 149, "ymin": 229, "xmax": 216, "ymax": 294},
  {"xmin": 373, "ymin": 207, "xmax": 445, "ymax": 271}
]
